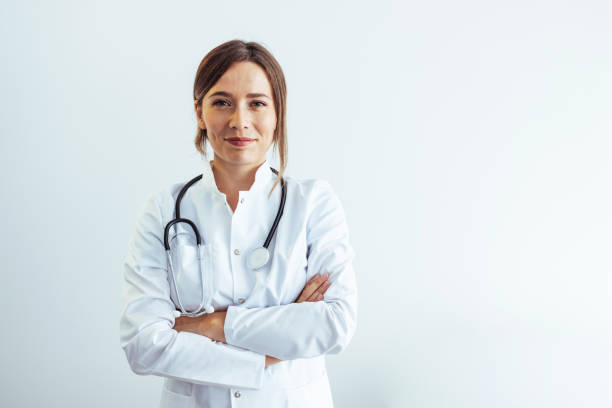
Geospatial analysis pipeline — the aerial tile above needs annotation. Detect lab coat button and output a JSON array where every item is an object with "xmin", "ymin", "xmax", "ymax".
[
  {"xmin": 238, "ymin": 298, "xmax": 245, "ymax": 304},
  {"xmin": 234, "ymin": 249, "xmax": 240, "ymax": 255},
  {"xmin": 234, "ymin": 391, "xmax": 241, "ymax": 398},
  {"xmin": 240, "ymin": 198, "xmax": 245, "ymax": 203}
]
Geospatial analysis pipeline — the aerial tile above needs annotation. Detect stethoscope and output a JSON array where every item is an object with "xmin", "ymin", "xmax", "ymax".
[{"xmin": 164, "ymin": 168, "xmax": 286, "ymax": 318}]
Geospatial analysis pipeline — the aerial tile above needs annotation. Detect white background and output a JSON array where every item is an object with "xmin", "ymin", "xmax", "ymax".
[{"xmin": 1, "ymin": 0, "xmax": 611, "ymax": 407}]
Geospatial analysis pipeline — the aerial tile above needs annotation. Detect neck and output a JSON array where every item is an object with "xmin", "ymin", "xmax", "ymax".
[{"xmin": 210, "ymin": 158, "xmax": 266, "ymax": 195}]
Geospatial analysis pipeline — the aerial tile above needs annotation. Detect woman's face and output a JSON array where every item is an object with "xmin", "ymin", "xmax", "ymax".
[{"xmin": 195, "ymin": 61, "xmax": 277, "ymax": 168}]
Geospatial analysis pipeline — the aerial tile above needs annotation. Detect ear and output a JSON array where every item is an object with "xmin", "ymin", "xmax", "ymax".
[{"xmin": 194, "ymin": 100, "xmax": 206, "ymax": 130}]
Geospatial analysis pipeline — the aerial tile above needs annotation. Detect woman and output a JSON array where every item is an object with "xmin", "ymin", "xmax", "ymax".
[{"xmin": 119, "ymin": 40, "xmax": 358, "ymax": 408}]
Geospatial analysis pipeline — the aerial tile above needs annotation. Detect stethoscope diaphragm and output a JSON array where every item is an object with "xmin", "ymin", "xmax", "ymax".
[{"xmin": 247, "ymin": 247, "xmax": 270, "ymax": 270}]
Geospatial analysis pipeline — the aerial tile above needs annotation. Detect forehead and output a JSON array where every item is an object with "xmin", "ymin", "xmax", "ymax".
[{"xmin": 208, "ymin": 61, "xmax": 272, "ymax": 96}]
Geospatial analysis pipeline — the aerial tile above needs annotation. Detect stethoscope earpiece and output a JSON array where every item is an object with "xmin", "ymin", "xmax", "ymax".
[{"xmin": 172, "ymin": 304, "xmax": 214, "ymax": 318}]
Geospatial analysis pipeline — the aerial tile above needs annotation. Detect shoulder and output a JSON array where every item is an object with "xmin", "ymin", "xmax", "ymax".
[
  {"xmin": 138, "ymin": 178, "xmax": 194, "ymax": 220},
  {"xmin": 283, "ymin": 176, "xmax": 346, "ymax": 226},
  {"xmin": 283, "ymin": 175, "xmax": 338, "ymax": 204},
  {"xmin": 281, "ymin": 177, "xmax": 350, "ymax": 250}
]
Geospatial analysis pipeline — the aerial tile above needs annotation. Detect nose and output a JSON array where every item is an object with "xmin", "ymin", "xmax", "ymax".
[{"xmin": 229, "ymin": 104, "xmax": 250, "ymax": 130}]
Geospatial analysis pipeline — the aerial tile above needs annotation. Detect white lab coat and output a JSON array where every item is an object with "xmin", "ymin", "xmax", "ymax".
[{"xmin": 119, "ymin": 160, "xmax": 358, "ymax": 408}]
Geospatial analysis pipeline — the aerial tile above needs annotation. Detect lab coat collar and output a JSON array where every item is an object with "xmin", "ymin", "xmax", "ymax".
[
  {"xmin": 252, "ymin": 159, "xmax": 274, "ymax": 190},
  {"xmin": 200, "ymin": 159, "xmax": 274, "ymax": 197}
]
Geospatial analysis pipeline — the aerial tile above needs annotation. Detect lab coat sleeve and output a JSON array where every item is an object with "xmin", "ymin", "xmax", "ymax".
[
  {"xmin": 224, "ymin": 181, "xmax": 358, "ymax": 360},
  {"xmin": 119, "ymin": 193, "xmax": 265, "ymax": 389}
]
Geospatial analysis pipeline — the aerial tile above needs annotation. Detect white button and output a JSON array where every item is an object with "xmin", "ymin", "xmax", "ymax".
[
  {"xmin": 234, "ymin": 249, "xmax": 240, "ymax": 255},
  {"xmin": 240, "ymin": 198, "xmax": 245, "ymax": 203},
  {"xmin": 238, "ymin": 298, "xmax": 245, "ymax": 304},
  {"xmin": 234, "ymin": 391, "xmax": 241, "ymax": 398}
]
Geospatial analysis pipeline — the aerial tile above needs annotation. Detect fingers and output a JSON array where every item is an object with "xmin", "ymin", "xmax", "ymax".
[
  {"xmin": 306, "ymin": 279, "xmax": 331, "ymax": 302},
  {"xmin": 296, "ymin": 272, "xmax": 331, "ymax": 303},
  {"xmin": 297, "ymin": 272, "xmax": 328, "ymax": 303},
  {"xmin": 265, "ymin": 355, "xmax": 283, "ymax": 367}
]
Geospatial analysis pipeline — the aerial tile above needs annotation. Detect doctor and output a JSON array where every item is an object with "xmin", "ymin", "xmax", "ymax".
[{"xmin": 119, "ymin": 39, "xmax": 358, "ymax": 408}]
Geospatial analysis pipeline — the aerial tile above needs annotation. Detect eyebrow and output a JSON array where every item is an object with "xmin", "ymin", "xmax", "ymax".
[{"xmin": 207, "ymin": 91, "xmax": 271, "ymax": 99}]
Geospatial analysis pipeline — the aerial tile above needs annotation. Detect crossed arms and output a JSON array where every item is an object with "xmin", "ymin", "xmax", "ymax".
[{"xmin": 119, "ymin": 182, "xmax": 357, "ymax": 389}]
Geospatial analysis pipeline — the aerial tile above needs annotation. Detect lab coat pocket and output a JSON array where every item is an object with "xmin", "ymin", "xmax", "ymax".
[
  {"xmin": 286, "ymin": 370, "xmax": 333, "ymax": 408},
  {"xmin": 159, "ymin": 378, "xmax": 194, "ymax": 408},
  {"xmin": 167, "ymin": 232, "xmax": 214, "ymax": 312}
]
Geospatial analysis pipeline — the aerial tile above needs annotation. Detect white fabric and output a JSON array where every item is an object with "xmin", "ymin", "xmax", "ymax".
[{"xmin": 120, "ymin": 159, "xmax": 358, "ymax": 407}]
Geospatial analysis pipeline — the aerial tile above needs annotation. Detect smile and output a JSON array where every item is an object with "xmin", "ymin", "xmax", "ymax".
[{"xmin": 226, "ymin": 138, "xmax": 255, "ymax": 146}]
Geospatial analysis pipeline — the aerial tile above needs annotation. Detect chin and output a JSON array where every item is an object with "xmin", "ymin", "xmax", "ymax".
[{"xmin": 220, "ymin": 153, "xmax": 265, "ymax": 166}]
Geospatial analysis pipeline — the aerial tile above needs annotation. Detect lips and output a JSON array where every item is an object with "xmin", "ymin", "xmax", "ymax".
[{"xmin": 226, "ymin": 137, "xmax": 255, "ymax": 146}]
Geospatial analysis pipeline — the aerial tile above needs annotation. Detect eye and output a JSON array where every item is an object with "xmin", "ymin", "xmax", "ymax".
[
  {"xmin": 212, "ymin": 99, "xmax": 230, "ymax": 106},
  {"xmin": 252, "ymin": 101, "xmax": 266, "ymax": 107}
]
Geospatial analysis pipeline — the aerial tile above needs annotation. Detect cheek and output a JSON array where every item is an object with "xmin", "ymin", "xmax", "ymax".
[
  {"xmin": 260, "ymin": 113, "xmax": 277, "ymax": 135},
  {"xmin": 206, "ymin": 114, "xmax": 226, "ymax": 131}
]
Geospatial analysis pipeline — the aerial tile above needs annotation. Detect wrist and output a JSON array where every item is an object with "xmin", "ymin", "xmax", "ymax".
[
  {"xmin": 197, "ymin": 314, "xmax": 211, "ymax": 338},
  {"xmin": 201, "ymin": 311, "xmax": 227, "ymax": 343},
  {"xmin": 217, "ymin": 311, "xmax": 227, "ymax": 343}
]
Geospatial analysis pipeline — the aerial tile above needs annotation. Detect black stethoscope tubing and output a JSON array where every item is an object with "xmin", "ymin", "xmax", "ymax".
[{"xmin": 163, "ymin": 168, "xmax": 286, "ymax": 253}]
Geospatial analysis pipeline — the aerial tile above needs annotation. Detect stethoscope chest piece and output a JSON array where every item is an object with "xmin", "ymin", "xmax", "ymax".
[{"xmin": 247, "ymin": 247, "xmax": 270, "ymax": 270}]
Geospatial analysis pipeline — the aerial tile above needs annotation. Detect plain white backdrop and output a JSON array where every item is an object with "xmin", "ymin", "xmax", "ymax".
[{"xmin": 1, "ymin": 0, "xmax": 610, "ymax": 407}]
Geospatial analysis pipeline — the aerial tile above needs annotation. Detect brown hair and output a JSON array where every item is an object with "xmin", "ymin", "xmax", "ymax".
[{"xmin": 193, "ymin": 40, "xmax": 287, "ymax": 194}]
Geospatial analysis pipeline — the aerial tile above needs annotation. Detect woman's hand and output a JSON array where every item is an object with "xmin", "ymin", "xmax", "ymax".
[
  {"xmin": 295, "ymin": 272, "xmax": 331, "ymax": 303},
  {"xmin": 265, "ymin": 355, "xmax": 283, "ymax": 367},
  {"xmin": 173, "ymin": 312, "xmax": 227, "ymax": 343}
]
